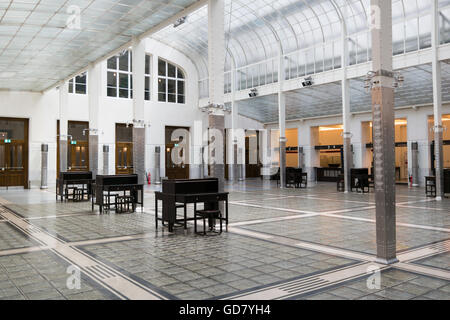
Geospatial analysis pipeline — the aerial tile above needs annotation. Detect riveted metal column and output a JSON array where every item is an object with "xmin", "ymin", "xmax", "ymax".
[
  {"xmin": 103, "ymin": 145, "xmax": 109, "ymax": 175},
  {"xmin": 278, "ymin": 43, "xmax": 286, "ymax": 188},
  {"xmin": 371, "ymin": 0, "xmax": 397, "ymax": 264},
  {"xmin": 132, "ymin": 37, "xmax": 146, "ymax": 185},
  {"xmin": 88, "ymin": 63, "xmax": 102, "ymax": 178},
  {"xmin": 207, "ymin": 0, "xmax": 226, "ymax": 191},
  {"xmin": 41, "ymin": 144, "xmax": 48, "ymax": 189},
  {"xmin": 59, "ymin": 82, "xmax": 68, "ymax": 173},
  {"xmin": 432, "ymin": 0, "xmax": 444, "ymax": 200}
]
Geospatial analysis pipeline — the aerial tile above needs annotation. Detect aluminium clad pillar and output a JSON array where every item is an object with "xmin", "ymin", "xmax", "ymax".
[
  {"xmin": 132, "ymin": 37, "xmax": 146, "ymax": 185},
  {"xmin": 41, "ymin": 144, "xmax": 48, "ymax": 189},
  {"xmin": 371, "ymin": 0, "xmax": 397, "ymax": 264},
  {"xmin": 431, "ymin": 0, "xmax": 444, "ymax": 200},
  {"xmin": 103, "ymin": 145, "xmax": 109, "ymax": 175},
  {"xmin": 207, "ymin": 0, "xmax": 226, "ymax": 191},
  {"xmin": 278, "ymin": 42, "xmax": 286, "ymax": 188}
]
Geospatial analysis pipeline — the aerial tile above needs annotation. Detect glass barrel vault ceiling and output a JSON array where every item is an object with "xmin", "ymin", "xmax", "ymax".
[
  {"xmin": 152, "ymin": 0, "xmax": 450, "ymax": 84},
  {"xmin": 0, "ymin": 0, "xmax": 199, "ymax": 91},
  {"xmin": 232, "ymin": 61, "xmax": 450, "ymax": 123}
]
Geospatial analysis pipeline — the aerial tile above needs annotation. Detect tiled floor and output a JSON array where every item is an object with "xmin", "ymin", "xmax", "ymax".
[{"xmin": 0, "ymin": 180, "xmax": 449, "ymax": 300}]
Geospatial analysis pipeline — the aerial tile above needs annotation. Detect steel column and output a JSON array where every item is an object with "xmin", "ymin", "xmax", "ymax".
[
  {"xmin": 58, "ymin": 82, "xmax": 68, "ymax": 173},
  {"xmin": 207, "ymin": 0, "xmax": 226, "ymax": 191},
  {"xmin": 371, "ymin": 0, "xmax": 397, "ymax": 264},
  {"xmin": 132, "ymin": 37, "xmax": 146, "ymax": 185},
  {"xmin": 88, "ymin": 63, "xmax": 102, "ymax": 178},
  {"xmin": 340, "ymin": 10, "xmax": 352, "ymax": 192},
  {"xmin": 431, "ymin": 0, "xmax": 444, "ymax": 200},
  {"xmin": 278, "ymin": 43, "xmax": 286, "ymax": 188}
]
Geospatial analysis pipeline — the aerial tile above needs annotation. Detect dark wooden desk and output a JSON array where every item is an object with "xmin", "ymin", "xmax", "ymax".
[
  {"xmin": 56, "ymin": 171, "xmax": 93, "ymax": 202},
  {"xmin": 91, "ymin": 174, "xmax": 143, "ymax": 213},
  {"xmin": 155, "ymin": 191, "xmax": 228, "ymax": 232}
]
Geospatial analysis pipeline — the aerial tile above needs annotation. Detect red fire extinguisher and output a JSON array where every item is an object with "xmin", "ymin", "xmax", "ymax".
[
  {"xmin": 147, "ymin": 172, "xmax": 151, "ymax": 185},
  {"xmin": 409, "ymin": 175, "xmax": 412, "ymax": 187}
]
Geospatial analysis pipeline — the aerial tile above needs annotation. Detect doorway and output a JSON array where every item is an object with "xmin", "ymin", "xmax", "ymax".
[
  {"xmin": 68, "ymin": 121, "xmax": 89, "ymax": 172},
  {"xmin": 364, "ymin": 119, "xmax": 408, "ymax": 184},
  {"xmin": 116, "ymin": 123, "xmax": 134, "ymax": 174},
  {"xmin": 245, "ymin": 130, "xmax": 261, "ymax": 178},
  {"xmin": 165, "ymin": 126, "xmax": 190, "ymax": 179},
  {"xmin": 0, "ymin": 117, "xmax": 29, "ymax": 188}
]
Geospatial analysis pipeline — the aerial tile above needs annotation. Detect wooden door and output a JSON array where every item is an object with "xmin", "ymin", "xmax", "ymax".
[
  {"xmin": 245, "ymin": 130, "xmax": 261, "ymax": 178},
  {"xmin": 68, "ymin": 141, "xmax": 89, "ymax": 171},
  {"xmin": 0, "ymin": 118, "xmax": 28, "ymax": 188},
  {"xmin": 116, "ymin": 142, "xmax": 134, "ymax": 174},
  {"xmin": 67, "ymin": 121, "xmax": 89, "ymax": 172},
  {"xmin": 165, "ymin": 126, "xmax": 190, "ymax": 179}
]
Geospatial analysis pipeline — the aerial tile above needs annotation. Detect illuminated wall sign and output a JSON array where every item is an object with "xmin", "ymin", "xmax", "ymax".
[
  {"xmin": 71, "ymin": 140, "xmax": 77, "ymax": 145},
  {"xmin": 4, "ymin": 139, "xmax": 11, "ymax": 143}
]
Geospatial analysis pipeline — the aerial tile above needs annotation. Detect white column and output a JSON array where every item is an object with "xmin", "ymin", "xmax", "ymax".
[
  {"xmin": 431, "ymin": 0, "xmax": 444, "ymax": 199},
  {"xmin": 59, "ymin": 81, "xmax": 68, "ymax": 173},
  {"xmin": 88, "ymin": 63, "xmax": 101, "ymax": 177},
  {"xmin": 132, "ymin": 37, "xmax": 146, "ymax": 184},
  {"xmin": 278, "ymin": 42, "xmax": 286, "ymax": 188},
  {"xmin": 207, "ymin": 0, "xmax": 226, "ymax": 190},
  {"xmin": 341, "ymin": 20, "xmax": 352, "ymax": 192},
  {"xmin": 230, "ymin": 57, "xmax": 239, "ymax": 181}
]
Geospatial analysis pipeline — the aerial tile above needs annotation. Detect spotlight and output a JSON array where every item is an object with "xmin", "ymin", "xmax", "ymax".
[
  {"xmin": 248, "ymin": 88, "xmax": 258, "ymax": 98},
  {"xmin": 173, "ymin": 16, "xmax": 187, "ymax": 28},
  {"xmin": 301, "ymin": 76, "xmax": 313, "ymax": 87}
]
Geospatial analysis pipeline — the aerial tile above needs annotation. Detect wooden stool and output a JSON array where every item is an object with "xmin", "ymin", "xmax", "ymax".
[
  {"xmin": 115, "ymin": 195, "xmax": 135, "ymax": 213},
  {"xmin": 337, "ymin": 175, "xmax": 345, "ymax": 192},
  {"xmin": 194, "ymin": 209, "xmax": 222, "ymax": 236}
]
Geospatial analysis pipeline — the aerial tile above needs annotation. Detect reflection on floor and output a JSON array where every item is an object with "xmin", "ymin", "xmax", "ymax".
[{"xmin": 0, "ymin": 179, "xmax": 449, "ymax": 300}]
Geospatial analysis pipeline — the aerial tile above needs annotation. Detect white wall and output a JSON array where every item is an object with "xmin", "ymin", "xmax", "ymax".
[
  {"xmin": 264, "ymin": 103, "xmax": 450, "ymax": 185},
  {"xmin": 0, "ymin": 38, "xmax": 265, "ymax": 188}
]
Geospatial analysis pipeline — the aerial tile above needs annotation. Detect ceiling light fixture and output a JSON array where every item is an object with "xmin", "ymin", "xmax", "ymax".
[
  {"xmin": 248, "ymin": 88, "xmax": 258, "ymax": 98},
  {"xmin": 174, "ymin": 16, "xmax": 187, "ymax": 28},
  {"xmin": 301, "ymin": 76, "xmax": 313, "ymax": 87}
]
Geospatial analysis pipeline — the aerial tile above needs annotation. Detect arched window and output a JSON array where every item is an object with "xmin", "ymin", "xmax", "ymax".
[
  {"xmin": 158, "ymin": 58, "xmax": 185, "ymax": 104},
  {"xmin": 68, "ymin": 72, "xmax": 87, "ymax": 94},
  {"xmin": 107, "ymin": 50, "xmax": 132, "ymax": 99}
]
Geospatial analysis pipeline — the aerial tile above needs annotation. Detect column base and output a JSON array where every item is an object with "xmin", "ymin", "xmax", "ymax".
[{"xmin": 375, "ymin": 257, "xmax": 398, "ymax": 265}]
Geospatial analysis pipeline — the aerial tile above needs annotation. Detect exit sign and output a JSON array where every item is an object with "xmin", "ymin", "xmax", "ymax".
[
  {"xmin": 4, "ymin": 139, "xmax": 11, "ymax": 143},
  {"xmin": 71, "ymin": 141, "xmax": 77, "ymax": 145}
]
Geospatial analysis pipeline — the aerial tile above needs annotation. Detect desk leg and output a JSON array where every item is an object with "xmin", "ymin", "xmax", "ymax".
[
  {"xmin": 169, "ymin": 223, "xmax": 174, "ymax": 233},
  {"xmin": 155, "ymin": 198, "xmax": 158, "ymax": 229},
  {"xmin": 184, "ymin": 204, "xmax": 187, "ymax": 229},
  {"xmin": 226, "ymin": 199, "xmax": 228, "ymax": 230}
]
